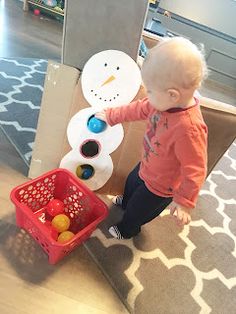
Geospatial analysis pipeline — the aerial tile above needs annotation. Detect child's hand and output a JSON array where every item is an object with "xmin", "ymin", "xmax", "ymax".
[
  {"xmin": 95, "ymin": 110, "xmax": 107, "ymax": 122},
  {"xmin": 169, "ymin": 201, "xmax": 192, "ymax": 226}
]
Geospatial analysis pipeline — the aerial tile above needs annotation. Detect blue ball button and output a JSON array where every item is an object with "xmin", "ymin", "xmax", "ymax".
[
  {"xmin": 82, "ymin": 167, "xmax": 93, "ymax": 179},
  {"xmin": 88, "ymin": 116, "xmax": 106, "ymax": 133}
]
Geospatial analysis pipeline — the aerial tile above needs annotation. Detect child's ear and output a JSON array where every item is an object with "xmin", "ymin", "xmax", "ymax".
[{"xmin": 167, "ymin": 89, "xmax": 180, "ymax": 103}]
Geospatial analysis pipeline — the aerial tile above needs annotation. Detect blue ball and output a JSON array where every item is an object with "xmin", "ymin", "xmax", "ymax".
[
  {"xmin": 82, "ymin": 168, "xmax": 93, "ymax": 179},
  {"xmin": 88, "ymin": 117, "xmax": 106, "ymax": 134}
]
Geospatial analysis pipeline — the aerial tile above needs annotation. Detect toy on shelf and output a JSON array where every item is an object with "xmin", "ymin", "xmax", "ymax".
[
  {"xmin": 43, "ymin": 0, "xmax": 57, "ymax": 7},
  {"xmin": 33, "ymin": 8, "xmax": 40, "ymax": 15},
  {"xmin": 24, "ymin": 0, "xmax": 65, "ymax": 20}
]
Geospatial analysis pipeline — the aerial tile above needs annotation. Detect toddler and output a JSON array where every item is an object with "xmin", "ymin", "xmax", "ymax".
[{"xmin": 96, "ymin": 37, "xmax": 208, "ymax": 239}]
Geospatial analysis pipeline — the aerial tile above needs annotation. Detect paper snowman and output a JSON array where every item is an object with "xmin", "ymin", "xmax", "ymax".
[{"xmin": 60, "ymin": 50, "xmax": 141, "ymax": 190}]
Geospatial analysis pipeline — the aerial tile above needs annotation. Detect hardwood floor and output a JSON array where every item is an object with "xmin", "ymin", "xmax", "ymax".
[
  {"xmin": 0, "ymin": 1, "xmax": 128, "ymax": 313},
  {"xmin": 0, "ymin": 0, "xmax": 62, "ymax": 60}
]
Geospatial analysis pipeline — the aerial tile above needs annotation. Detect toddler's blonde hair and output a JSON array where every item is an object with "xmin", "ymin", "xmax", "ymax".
[{"xmin": 142, "ymin": 37, "xmax": 208, "ymax": 91}]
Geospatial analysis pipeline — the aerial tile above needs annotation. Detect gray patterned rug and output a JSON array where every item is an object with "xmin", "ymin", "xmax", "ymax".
[
  {"xmin": 85, "ymin": 142, "xmax": 236, "ymax": 314},
  {"xmin": 0, "ymin": 58, "xmax": 47, "ymax": 165}
]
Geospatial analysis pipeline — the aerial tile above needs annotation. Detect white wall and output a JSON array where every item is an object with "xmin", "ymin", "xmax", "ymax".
[{"xmin": 159, "ymin": 0, "xmax": 236, "ymax": 38}]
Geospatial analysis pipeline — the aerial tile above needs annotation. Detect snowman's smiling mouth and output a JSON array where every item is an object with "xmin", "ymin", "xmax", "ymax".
[
  {"xmin": 89, "ymin": 64, "xmax": 122, "ymax": 103},
  {"xmin": 90, "ymin": 89, "xmax": 120, "ymax": 103}
]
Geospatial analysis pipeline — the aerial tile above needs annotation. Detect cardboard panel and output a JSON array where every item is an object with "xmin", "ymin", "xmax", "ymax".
[
  {"xmin": 29, "ymin": 62, "xmax": 81, "ymax": 178},
  {"xmin": 62, "ymin": 0, "xmax": 149, "ymax": 70},
  {"xmin": 201, "ymin": 102, "xmax": 236, "ymax": 175}
]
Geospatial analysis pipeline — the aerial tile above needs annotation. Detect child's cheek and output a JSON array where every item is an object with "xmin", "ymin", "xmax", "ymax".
[{"xmin": 148, "ymin": 97, "xmax": 158, "ymax": 109}]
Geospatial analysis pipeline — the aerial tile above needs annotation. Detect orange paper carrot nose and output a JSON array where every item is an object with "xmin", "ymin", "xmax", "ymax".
[{"xmin": 101, "ymin": 75, "xmax": 116, "ymax": 87}]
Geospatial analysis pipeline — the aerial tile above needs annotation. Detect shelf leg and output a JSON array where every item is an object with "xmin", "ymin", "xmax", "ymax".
[{"xmin": 23, "ymin": 0, "xmax": 29, "ymax": 11}]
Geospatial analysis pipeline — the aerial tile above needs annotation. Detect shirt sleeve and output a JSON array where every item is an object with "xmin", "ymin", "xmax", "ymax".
[
  {"xmin": 173, "ymin": 127, "xmax": 208, "ymax": 208},
  {"xmin": 105, "ymin": 97, "xmax": 152, "ymax": 126}
]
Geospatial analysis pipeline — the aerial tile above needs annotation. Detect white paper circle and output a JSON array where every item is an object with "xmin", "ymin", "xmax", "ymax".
[
  {"xmin": 60, "ymin": 150, "xmax": 113, "ymax": 191},
  {"xmin": 67, "ymin": 107, "xmax": 124, "ymax": 154},
  {"xmin": 81, "ymin": 50, "xmax": 141, "ymax": 109}
]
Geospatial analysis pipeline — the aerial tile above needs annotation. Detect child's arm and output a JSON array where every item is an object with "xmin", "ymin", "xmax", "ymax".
[
  {"xmin": 172, "ymin": 128, "xmax": 208, "ymax": 220},
  {"xmin": 96, "ymin": 97, "xmax": 151, "ymax": 126}
]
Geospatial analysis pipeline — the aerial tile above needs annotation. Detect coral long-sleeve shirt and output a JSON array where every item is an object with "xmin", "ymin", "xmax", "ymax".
[{"xmin": 106, "ymin": 97, "xmax": 208, "ymax": 208}]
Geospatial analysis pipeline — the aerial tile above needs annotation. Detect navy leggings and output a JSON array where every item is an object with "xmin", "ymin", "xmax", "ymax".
[{"xmin": 117, "ymin": 164, "xmax": 173, "ymax": 238}]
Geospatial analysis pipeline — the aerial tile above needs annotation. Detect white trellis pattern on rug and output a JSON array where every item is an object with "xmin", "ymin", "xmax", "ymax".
[
  {"xmin": 85, "ymin": 142, "xmax": 236, "ymax": 314},
  {"xmin": 0, "ymin": 58, "xmax": 47, "ymax": 164}
]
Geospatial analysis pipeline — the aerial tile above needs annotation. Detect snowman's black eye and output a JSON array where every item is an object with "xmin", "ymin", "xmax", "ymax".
[
  {"xmin": 104, "ymin": 63, "xmax": 108, "ymax": 67},
  {"xmin": 116, "ymin": 66, "xmax": 120, "ymax": 70}
]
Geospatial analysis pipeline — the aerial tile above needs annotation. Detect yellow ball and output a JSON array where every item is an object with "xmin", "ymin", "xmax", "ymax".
[
  {"xmin": 52, "ymin": 214, "xmax": 70, "ymax": 233},
  {"xmin": 57, "ymin": 231, "xmax": 75, "ymax": 243},
  {"xmin": 76, "ymin": 165, "xmax": 83, "ymax": 178}
]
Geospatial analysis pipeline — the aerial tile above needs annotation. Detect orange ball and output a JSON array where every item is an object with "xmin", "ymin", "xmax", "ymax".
[
  {"xmin": 52, "ymin": 214, "xmax": 70, "ymax": 233},
  {"xmin": 57, "ymin": 231, "xmax": 75, "ymax": 243}
]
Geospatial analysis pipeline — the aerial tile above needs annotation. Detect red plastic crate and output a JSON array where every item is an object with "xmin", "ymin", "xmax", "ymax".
[{"xmin": 10, "ymin": 168, "xmax": 108, "ymax": 264}]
